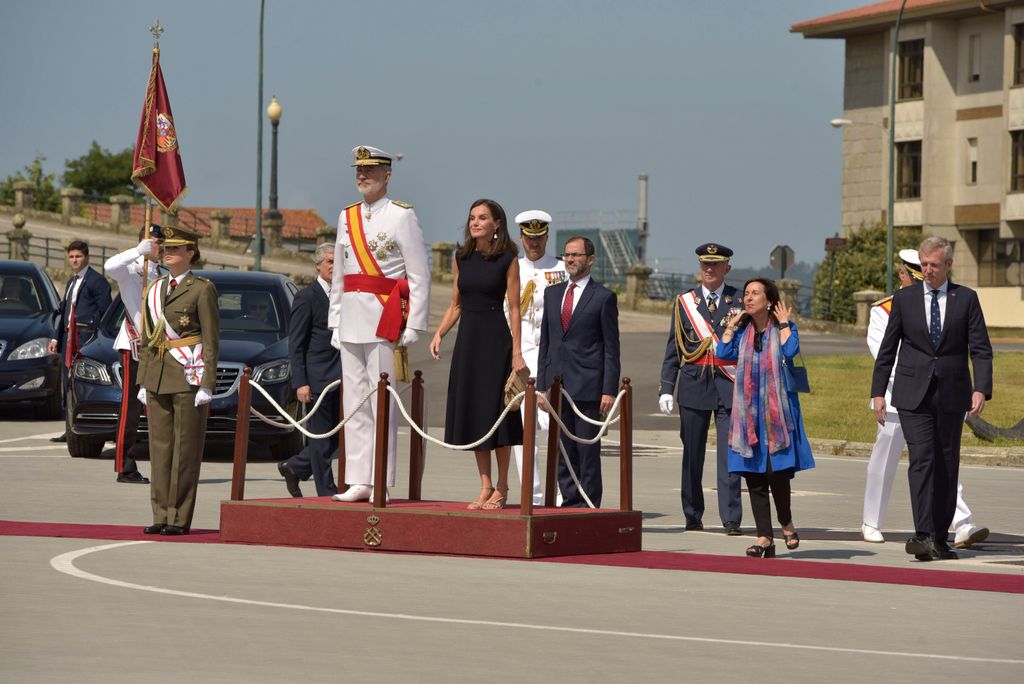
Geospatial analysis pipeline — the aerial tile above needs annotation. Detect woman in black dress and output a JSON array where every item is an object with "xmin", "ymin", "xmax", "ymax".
[{"xmin": 430, "ymin": 199, "xmax": 526, "ymax": 510}]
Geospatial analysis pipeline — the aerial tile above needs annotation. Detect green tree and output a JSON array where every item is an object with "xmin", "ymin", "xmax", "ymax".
[
  {"xmin": 812, "ymin": 222, "xmax": 923, "ymax": 323},
  {"xmin": 62, "ymin": 141, "xmax": 140, "ymax": 202},
  {"xmin": 0, "ymin": 156, "xmax": 61, "ymax": 212}
]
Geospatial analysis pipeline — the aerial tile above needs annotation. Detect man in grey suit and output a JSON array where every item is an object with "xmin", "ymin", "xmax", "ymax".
[{"xmin": 279, "ymin": 244, "xmax": 341, "ymax": 497}]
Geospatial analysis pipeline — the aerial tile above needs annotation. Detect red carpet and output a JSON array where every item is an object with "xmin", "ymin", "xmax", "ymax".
[{"xmin": 4, "ymin": 518, "xmax": 1021, "ymax": 594}]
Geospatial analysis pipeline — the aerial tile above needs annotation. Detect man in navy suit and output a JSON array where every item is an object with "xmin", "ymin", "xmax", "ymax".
[
  {"xmin": 871, "ymin": 236, "xmax": 993, "ymax": 562},
  {"xmin": 536, "ymin": 235, "xmax": 620, "ymax": 508},
  {"xmin": 278, "ymin": 244, "xmax": 341, "ymax": 497},
  {"xmin": 49, "ymin": 240, "xmax": 112, "ymax": 443}
]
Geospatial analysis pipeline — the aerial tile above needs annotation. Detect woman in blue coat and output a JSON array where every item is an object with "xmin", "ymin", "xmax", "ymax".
[{"xmin": 717, "ymin": 278, "xmax": 815, "ymax": 558}]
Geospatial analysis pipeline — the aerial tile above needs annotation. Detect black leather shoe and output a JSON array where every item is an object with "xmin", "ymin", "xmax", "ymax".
[
  {"xmin": 684, "ymin": 520, "xmax": 704, "ymax": 531},
  {"xmin": 50, "ymin": 433, "xmax": 67, "ymax": 443},
  {"xmin": 906, "ymin": 534, "xmax": 936, "ymax": 561},
  {"xmin": 932, "ymin": 540, "xmax": 959, "ymax": 560},
  {"xmin": 160, "ymin": 525, "xmax": 188, "ymax": 536},
  {"xmin": 117, "ymin": 471, "xmax": 150, "ymax": 484},
  {"xmin": 143, "ymin": 524, "xmax": 165, "ymax": 534},
  {"xmin": 724, "ymin": 521, "xmax": 742, "ymax": 536},
  {"xmin": 277, "ymin": 462, "xmax": 303, "ymax": 498}
]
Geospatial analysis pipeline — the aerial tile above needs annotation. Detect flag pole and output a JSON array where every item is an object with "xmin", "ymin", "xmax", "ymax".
[{"xmin": 141, "ymin": 199, "xmax": 152, "ymax": 340}]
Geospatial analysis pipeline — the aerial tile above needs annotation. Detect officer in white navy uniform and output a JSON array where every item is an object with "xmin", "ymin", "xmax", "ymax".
[
  {"xmin": 862, "ymin": 249, "xmax": 988, "ymax": 549},
  {"xmin": 329, "ymin": 146, "xmax": 430, "ymax": 503},
  {"xmin": 505, "ymin": 210, "xmax": 567, "ymax": 505}
]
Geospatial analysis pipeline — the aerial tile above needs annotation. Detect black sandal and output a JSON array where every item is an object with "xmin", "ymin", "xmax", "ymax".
[
  {"xmin": 745, "ymin": 541, "xmax": 776, "ymax": 558},
  {"xmin": 785, "ymin": 531, "xmax": 800, "ymax": 550}
]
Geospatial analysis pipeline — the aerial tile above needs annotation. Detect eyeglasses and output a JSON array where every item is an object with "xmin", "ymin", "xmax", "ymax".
[{"xmin": 561, "ymin": 252, "xmax": 589, "ymax": 259}]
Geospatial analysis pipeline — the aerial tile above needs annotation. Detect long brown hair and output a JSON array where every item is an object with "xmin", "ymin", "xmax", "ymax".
[
  {"xmin": 455, "ymin": 198, "xmax": 518, "ymax": 261},
  {"xmin": 736, "ymin": 277, "xmax": 782, "ymax": 330}
]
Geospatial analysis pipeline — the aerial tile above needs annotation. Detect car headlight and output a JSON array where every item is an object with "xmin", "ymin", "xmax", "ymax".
[
  {"xmin": 252, "ymin": 360, "xmax": 290, "ymax": 384},
  {"xmin": 74, "ymin": 358, "xmax": 112, "ymax": 385},
  {"xmin": 7, "ymin": 337, "xmax": 51, "ymax": 360}
]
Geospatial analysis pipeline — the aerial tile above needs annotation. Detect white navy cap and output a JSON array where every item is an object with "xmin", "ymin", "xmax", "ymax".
[
  {"xmin": 515, "ymin": 210, "xmax": 552, "ymax": 237},
  {"xmin": 899, "ymin": 249, "xmax": 923, "ymax": 280},
  {"xmin": 351, "ymin": 146, "xmax": 394, "ymax": 167}
]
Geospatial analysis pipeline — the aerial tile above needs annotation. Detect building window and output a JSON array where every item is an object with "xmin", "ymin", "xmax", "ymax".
[
  {"xmin": 977, "ymin": 229, "xmax": 1023, "ymax": 287},
  {"xmin": 1015, "ymin": 25, "xmax": 1024, "ymax": 86},
  {"xmin": 898, "ymin": 39, "xmax": 924, "ymax": 99},
  {"xmin": 967, "ymin": 138, "xmax": 978, "ymax": 185},
  {"xmin": 968, "ymin": 34, "xmax": 981, "ymax": 82},
  {"xmin": 1012, "ymin": 130, "xmax": 1024, "ymax": 191},
  {"xmin": 896, "ymin": 140, "xmax": 922, "ymax": 199}
]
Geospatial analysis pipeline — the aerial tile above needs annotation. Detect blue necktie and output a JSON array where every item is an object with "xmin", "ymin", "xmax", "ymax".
[{"xmin": 929, "ymin": 289, "xmax": 941, "ymax": 348}]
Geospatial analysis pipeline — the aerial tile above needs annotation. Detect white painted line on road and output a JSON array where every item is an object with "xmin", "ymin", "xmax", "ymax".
[
  {"xmin": 0, "ymin": 445, "xmax": 69, "ymax": 453},
  {"xmin": 0, "ymin": 432, "xmax": 63, "ymax": 444},
  {"xmin": 49, "ymin": 541, "xmax": 1024, "ymax": 665}
]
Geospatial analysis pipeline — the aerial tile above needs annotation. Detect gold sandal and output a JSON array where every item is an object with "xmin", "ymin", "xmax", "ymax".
[
  {"xmin": 482, "ymin": 488, "xmax": 508, "ymax": 510},
  {"xmin": 468, "ymin": 487, "xmax": 494, "ymax": 510}
]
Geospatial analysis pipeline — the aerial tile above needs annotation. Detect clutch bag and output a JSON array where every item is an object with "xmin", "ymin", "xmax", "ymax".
[{"xmin": 503, "ymin": 368, "xmax": 530, "ymax": 409}]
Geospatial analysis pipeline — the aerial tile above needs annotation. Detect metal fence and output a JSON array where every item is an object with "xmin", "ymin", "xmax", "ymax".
[{"xmin": 4, "ymin": 234, "xmax": 236, "ymax": 272}]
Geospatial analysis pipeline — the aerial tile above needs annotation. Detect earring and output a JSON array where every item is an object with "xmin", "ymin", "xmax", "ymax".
[
  {"xmin": 493, "ymin": 231, "xmax": 497, "ymax": 240},
  {"xmin": 767, "ymin": 305, "xmax": 773, "ymax": 311}
]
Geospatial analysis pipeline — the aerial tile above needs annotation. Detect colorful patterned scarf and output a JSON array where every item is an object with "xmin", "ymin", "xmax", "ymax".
[{"xmin": 729, "ymin": 320, "xmax": 795, "ymax": 457}]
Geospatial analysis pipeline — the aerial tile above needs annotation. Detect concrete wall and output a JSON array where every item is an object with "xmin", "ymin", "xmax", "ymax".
[
  {"xmin": 977, "ymin": 286, "xmax": 1024, "ymax": 327},
  {"xmin": 841, "ymin": 33, "xmax": 887, "ymax": 233}
]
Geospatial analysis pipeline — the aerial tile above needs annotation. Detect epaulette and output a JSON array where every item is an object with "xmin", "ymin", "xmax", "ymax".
[
  {"xmin": 191, "ymin": 274, "xmax": 213, "ymax": 284},
  {"xmin": 871, "ymin": 294, "xmax": 893, "ymax": 308},
  {"xmin": 344, "ymin": 201, "xmax": 360, "ymax": 210},
  {"xmin": 391, "ymin": 200, "xmax": 413, "ymax": 209}
]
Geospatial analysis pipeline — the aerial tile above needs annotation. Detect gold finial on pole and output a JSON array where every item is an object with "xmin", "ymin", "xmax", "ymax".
[{"xmin": 149, "ymin": 19, "xmax": 164, "ymax": 52}]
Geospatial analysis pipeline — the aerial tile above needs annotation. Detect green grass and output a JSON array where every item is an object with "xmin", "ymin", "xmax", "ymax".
[
  {"xmin": 989, "ymin": 327, "xmax": 1024, "ymax": 338},
  {"xmin": 801, "ymin": 352, "xmax": 1024, "ymax": 447}
]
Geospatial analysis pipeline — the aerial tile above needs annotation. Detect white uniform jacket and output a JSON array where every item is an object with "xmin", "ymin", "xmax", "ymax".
[
  {"xmin": 866, "ymin": 297, "xmax": 899, "ymax": 412},
  {"xmin": 104, "ymin": 247, "xmax": 165, "ymax": 352},
  {"xmin": 505, "ymin": 254, "xmax": 567, "ymax": 360}
]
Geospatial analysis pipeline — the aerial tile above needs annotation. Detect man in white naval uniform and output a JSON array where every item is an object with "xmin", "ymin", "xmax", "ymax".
[
  {"xmin": 103, "ymin": 224, "xmax": 166, "ymax": 484},
  {"xmin": 862, "ymin": 249, "xmax": 988, "ymax": 549},
  {"xmin": 329, "ymin": 146, "xmax": 430, "ymax": 503},
  {"xmin": 505, "ymin": 210, "xmax": 567, "ymax": 505}
]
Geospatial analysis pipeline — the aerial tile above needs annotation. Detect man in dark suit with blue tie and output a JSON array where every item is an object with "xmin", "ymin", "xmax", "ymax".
[
  {"xmin": 537, "ymin": 235, "xmax": 620, "ymax": 508},
  {"xmin": 871, "ymin": 236, "xmax": 993, "ymax": 562},
  {"xmin": 278, "ymin": 244, "xmax": 341, "ymax": 497},
  {"xmin": 49, "ymin": 240, "xmax": 112, "ymax": 443}
]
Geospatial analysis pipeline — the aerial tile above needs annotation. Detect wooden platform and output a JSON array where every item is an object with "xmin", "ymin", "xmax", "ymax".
[{"xmin": 220, "ymin": 497, "xmax": 642, "ymax": 559}]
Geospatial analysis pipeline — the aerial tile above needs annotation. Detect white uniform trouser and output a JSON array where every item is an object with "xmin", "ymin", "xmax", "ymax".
[
  {"xmin": 512, "ymin": 348, "xmax": 559, "ymax": 506},
  {"xmin": 339, "ymin": 340, "xmax": 397, "ymax": 486},
  {"xmin": 863, "ymin": 411, "xmax": 972, "ymax": 531}
]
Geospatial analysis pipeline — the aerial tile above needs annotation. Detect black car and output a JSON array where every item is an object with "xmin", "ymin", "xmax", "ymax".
[
  {"xmin": 67, "ymin": 270, "xmax": 303, "ymax": 459},
  {"xmin": 0, "ymin": 260, "xmax": 62, "ymax": 417}
]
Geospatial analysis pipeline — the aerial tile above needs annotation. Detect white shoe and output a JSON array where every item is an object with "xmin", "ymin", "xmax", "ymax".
[
  {"xmin": 862, "ymin": 524, "xmax": 885, "ymax": 543},
  {"xmin": 954, "ymin": 525, "xmax": 989, "ymax": 549},
  {"xmin": 331, "ymin": 484, "xmax": 372, "ymax": 502}
]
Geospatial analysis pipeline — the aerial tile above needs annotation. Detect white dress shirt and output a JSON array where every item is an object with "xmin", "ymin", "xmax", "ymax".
[
  {"xmin": 317, "ymin": 275, "xmax": 331, "ymax": 297},
  {"xmin": 701, "ymin": 283, "xmax": 726, "ymax": 312},
  {"xmin": 560, "ymin": 274, "xmax": 591, "ymax": 317},
  {"xmin": 923, "ymin": 280, "xmax": 948, "ymax": 330}
]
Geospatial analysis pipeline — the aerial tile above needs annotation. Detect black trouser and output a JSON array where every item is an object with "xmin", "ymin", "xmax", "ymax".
[
  {"xmin": 898, "ymin": 380, "xmax": 963, "ymax": 541},
  {"xmin": 284, "ymin": 387, "xmax": 339, "ymax": 497},
  {"xmin": 114, "ymin": 350, "xmax": 142, "ymax": 475},
  {"xmin": 743, "ymin": 458, "xmax": 793, "ymax": 540},
  {"xmin": 557, "ymin": 400, "xmax": 602, "ymax": 508},
  {"xmin": 679, "ymin": 402, "xmax": 743, "ymax": 526}
]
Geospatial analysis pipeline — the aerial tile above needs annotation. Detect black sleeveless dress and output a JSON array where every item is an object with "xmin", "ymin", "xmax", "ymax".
[{"xmin": 444, "ymin": 250, "xmax": 524, "ymax": 451}]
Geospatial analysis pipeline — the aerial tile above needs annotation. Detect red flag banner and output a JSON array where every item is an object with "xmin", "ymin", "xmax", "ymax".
[{"xmin": 132, "ymin": 47, "xmax": 187, "ymax": 211}]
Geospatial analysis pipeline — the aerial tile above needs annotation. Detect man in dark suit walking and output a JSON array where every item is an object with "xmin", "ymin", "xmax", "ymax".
[
  {"xmin": 49, "ymin": 240, "xmax": 112, "ymax": 443},
  {"xmin": 278, "ymin": 244, "xmax": 341, "ymax": 497},
  {"xmin": 537, "ymin": 235, "xmax": 620, "ymax": 508},
  {"xmin": 658, "ymin": 243, "xmax": 743, "ymax": 534},
  {"xmin": 871, "ymin": 236, "xmax": 993, "ymax": 562}
]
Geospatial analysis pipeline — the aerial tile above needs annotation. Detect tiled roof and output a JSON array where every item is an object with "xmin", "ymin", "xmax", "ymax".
[
  {"xmin": 791, "ymin": 0, "xmax": 1014, "ymax": 38},
  {"xmin": 81, "ymin": 203, "xmax": 329, "ymax": 240}
]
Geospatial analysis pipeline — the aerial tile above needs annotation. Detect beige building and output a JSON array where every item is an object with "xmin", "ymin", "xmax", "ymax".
[{"xmin": 794, "ymin": 0, "xmax": 1024, "ymax": 326}]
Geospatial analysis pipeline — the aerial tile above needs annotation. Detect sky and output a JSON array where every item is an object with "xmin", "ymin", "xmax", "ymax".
[{"xmin": 0, "ymin": 0, "xmax": 857, "ymax": 270}]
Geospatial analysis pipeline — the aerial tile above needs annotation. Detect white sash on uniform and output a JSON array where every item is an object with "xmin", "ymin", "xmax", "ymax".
[
  {"xmin": 147, "ymin": 281, "xmax": 205, "ymax": 386},
  {"xmin": 679, "ymin": 291, "xmax": 736, "ymax": 382}
]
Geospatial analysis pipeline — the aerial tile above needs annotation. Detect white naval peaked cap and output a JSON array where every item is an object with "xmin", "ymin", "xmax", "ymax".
[
  {"xmin": 898, "ymin": 248, "xmax": 924, "ymax": 280},
  {"xmin": 515, "ymin": 210, "xmax": 552, "ymax": 237},
  {"xmin": 351, "ymin": 145, "xmax": 394, "ymax": 167}
]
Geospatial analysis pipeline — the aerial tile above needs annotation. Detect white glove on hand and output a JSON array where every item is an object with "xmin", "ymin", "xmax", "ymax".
[
  {"xmin": 537, "ymin": 407, "xmax": 550, "ymax": 432},
  {"xmin": 330, "ymin": 327, "xmax": 341, "ymax": 350},
  {"xmin": 658, "ymin": 393, "xmax": 674, "ymax": 415},
  {"xmin": 136, "ymin": 239, "xmax": 154, "ymax": 257},
  {"xmin": 137, "ymin": 387, "xmax": 147, "ymax": 404},
  {"xmin": 194, "ymin": 388, "xmax": 213, "ymax": 407},
  {"xmin": 398, "ymin": 329, "xmax": 419, "ymax": 347}
]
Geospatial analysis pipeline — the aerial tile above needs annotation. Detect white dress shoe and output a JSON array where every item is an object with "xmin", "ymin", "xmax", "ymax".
[
  {"xmin": 954, "ymin": 525, "xmax": 989, "ymax": 549},
  {"xmin": 331, "ymin": 484, "xmax": 372, "ymax": 502},
  {"xmin": 862, "ymin": 524, "xmax": 885, "ymax": 543}
]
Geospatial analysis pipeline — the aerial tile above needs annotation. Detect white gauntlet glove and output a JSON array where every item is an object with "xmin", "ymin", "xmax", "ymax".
[
  {"xmin": 398, "ymin": 329, "xmax": 419, "ymax": 347},
  {"xmin": 136, "ymin": 239, "xmax": 154, "ymax": 257},
  {"xmin": 330, "ymin": 327, "xmax": 342, "ymax": 350},
  {"xmin": 194, "ymin": 388, "xmax": 213, "ymax": 407},
  {"xmin": 137, "ymin": 387, "xmax": 147, "ymax": 404},
  {"xmin": 658, "ymin": 393, "xmax": 675, "ymax": 415}
]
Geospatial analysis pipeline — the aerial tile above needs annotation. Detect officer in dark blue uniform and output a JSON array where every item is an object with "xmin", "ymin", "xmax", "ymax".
[{"xmin": 658, "ymin": 243, "xmax": 743, "ymax": 534}]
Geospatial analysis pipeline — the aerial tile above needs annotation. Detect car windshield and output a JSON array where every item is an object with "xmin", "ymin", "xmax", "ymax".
[
  {"xmin": 219, "ymin": 287, "xmax": 283, "ymax": 332},
  {"xmin": 0, "ymin": 274, "xmax": 46, "ymax": 315}
]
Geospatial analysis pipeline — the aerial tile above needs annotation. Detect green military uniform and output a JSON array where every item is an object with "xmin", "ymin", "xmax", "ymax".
[{"xmin": 138, "ymin": 227, "xmax": 220, "ymax": 532}]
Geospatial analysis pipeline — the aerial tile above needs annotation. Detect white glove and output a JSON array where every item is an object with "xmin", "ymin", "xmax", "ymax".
[
  {"xmin": 398, "ymin": 329, "xmax": 419, "ymax": 347},
  {"xmin": 137, "ymin": 387, "xmax": 147, "ymax": 404},
  {"xmin": 658, "ymin": 393, "xmax": 674, "ymax": 415},
  {"xmin": 136, "ymin": 239, "xmax": 154, "ymax": 257},
  {"xmin": 536, "ymin": 407, "xmax": 550, "ymax": 432},
  {"xmin": 330, "ymin": 327, "xmax": 341, "ymax": 350},
  {"xmin": 194, "ymin": 388, "xmax": 213, "ymax": 407}
]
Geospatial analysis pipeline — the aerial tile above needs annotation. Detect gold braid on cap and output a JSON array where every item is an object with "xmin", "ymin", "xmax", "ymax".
[{"xmin": 519, "ymin": 280, "xmax": 536, "ymax": 315}]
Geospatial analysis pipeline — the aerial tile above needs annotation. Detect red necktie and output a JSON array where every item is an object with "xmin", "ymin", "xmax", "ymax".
[{"xmin": 561, "ymin": 282, "xmax": 576, "ymax": 332}]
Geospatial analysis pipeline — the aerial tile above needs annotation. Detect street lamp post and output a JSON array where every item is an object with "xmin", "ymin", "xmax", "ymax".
[
  {"xmin": 255, "ymin": 0, "xmax": 265, "ymax": 271},
  {"xmin": 267, "ymin": 95, "xmax": 282, "ymax": 221}
]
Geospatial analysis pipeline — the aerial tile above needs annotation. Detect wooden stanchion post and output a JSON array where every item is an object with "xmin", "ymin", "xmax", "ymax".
[
  {"xmin": 409, "ymin": 370, "xmax": 425, "ymax": 501},
  {"xmin": 619, "ymin": 378, "xmax": 633, "ymax": 511},
  {"xmin": 372, "ymin": 372, "xmax": 390, "ymax": 508},
  {"xmin": 543, "ymin": 376, "xmax": 562, "ymax": 507},
  {"xmin": 336, "ymin": 379, "xmax": 347, "ymax": 495},
  {"xmin": 230, "ymin": 367, "xmax": 253, "ymax": 501},
  {"xmin": 520, "ymin": 379, "xmax": 537, "ymax": 516}
]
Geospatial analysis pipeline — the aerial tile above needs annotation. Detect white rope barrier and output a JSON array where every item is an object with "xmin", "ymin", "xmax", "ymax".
[
  {"xmin": 385, "ymin": 385, "xmax": 527, "ymax": 451},
  {"xmin": 542, "ymin": 389, "xmax": 627, "ymax": 445},
  {"xmin": 559, "ymin": 387, "xmax": 621, "ymax": 428},
  {"xmin": 248, "ymin": 379, "xmax": 377, "ymax": 439}
]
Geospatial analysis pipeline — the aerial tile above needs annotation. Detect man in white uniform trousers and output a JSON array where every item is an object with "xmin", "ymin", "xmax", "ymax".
[
  {"xmin": 329, "ymin": 146, "xmax": 430, "ymax": 502},
  {"xmin": 506, "ymin": 210, "xmax": 567, "ymax": 505},
  {"xmin": 862, "ymin": 249, "xmax": 988, "ymax": 549}
]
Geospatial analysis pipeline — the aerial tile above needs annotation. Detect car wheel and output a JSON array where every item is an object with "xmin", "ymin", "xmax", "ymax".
[{"xmin": 65, "ymin": 410, "xmax": 104, "ymax": 458}]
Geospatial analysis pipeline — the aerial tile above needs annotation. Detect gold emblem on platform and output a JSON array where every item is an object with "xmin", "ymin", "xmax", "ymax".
[
  {"xmin": 178, "ymin": 314, "xmax": 191, "ymax": 327},
  {"xmin": 364, "ymin": 515, "xmax": 382, "ymax": 547},
  {"xmin": 542, "ymin": 531, "xmax": 558, "ymax": 544}
]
